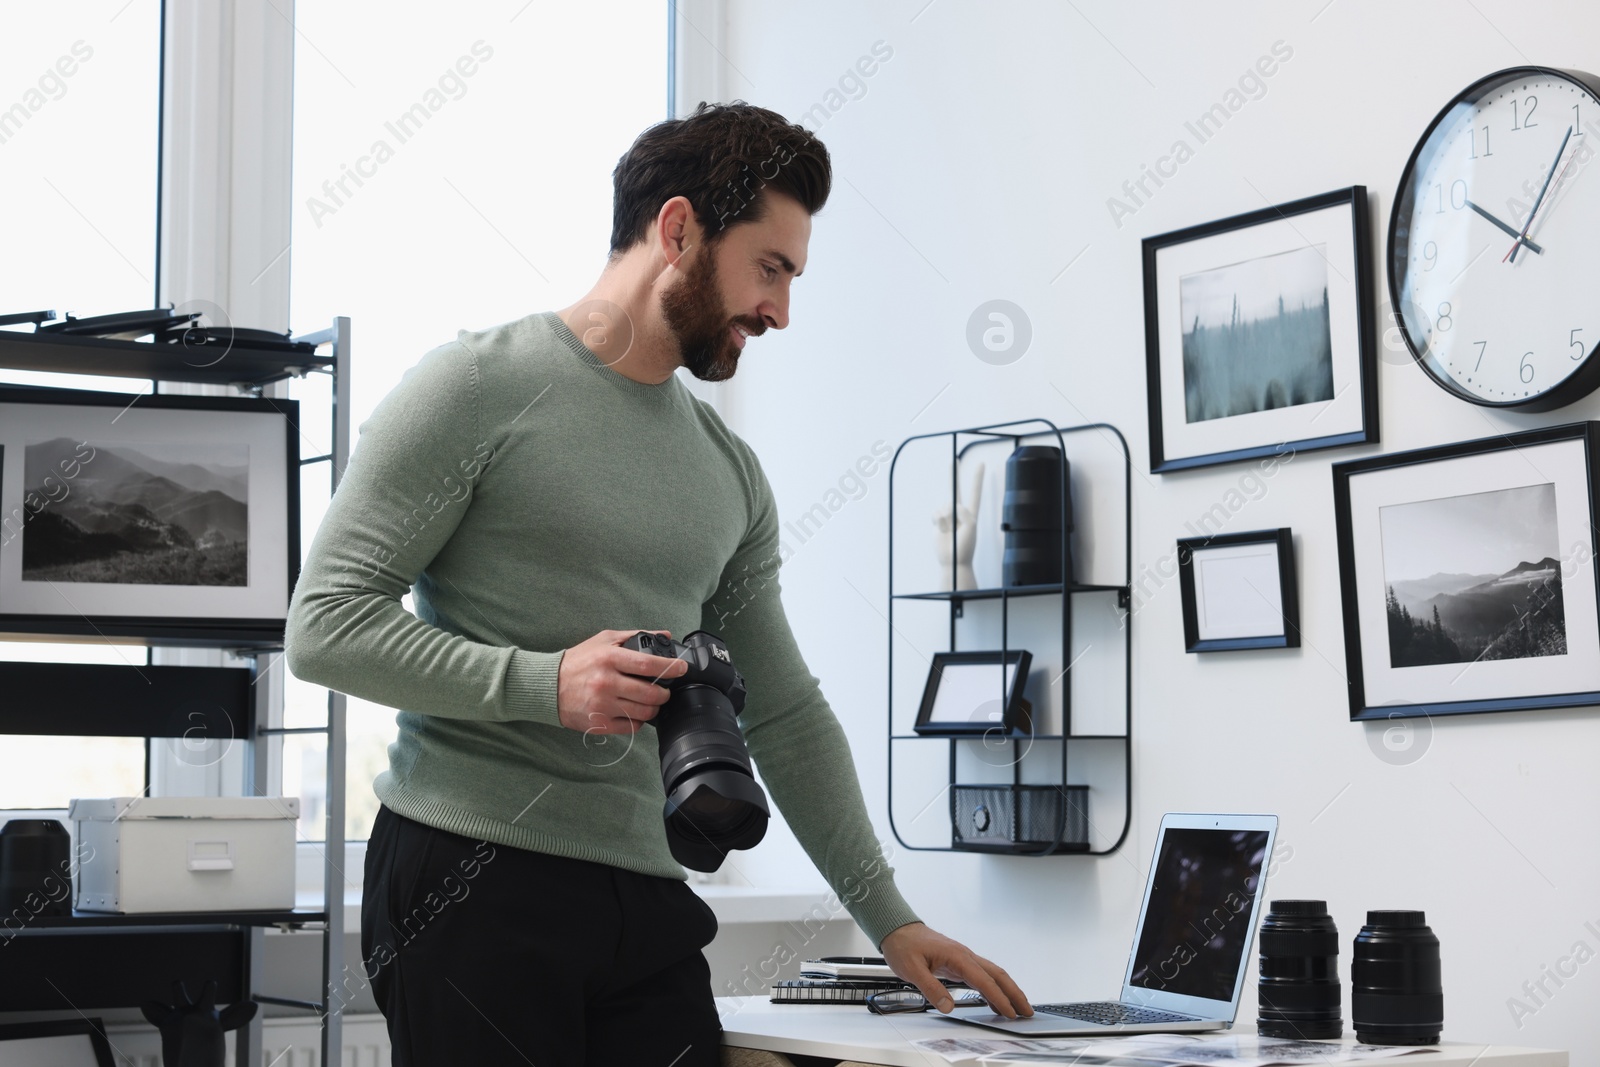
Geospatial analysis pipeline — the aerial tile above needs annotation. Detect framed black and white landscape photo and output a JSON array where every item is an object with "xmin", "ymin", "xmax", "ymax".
[
  {"xmin": 0, "ymin": 386, "xmax": 299, "ymax": 644},
  {"xmin": 1332, "ymin": 423, "xmax": 1600, "ymax": 721},
  {"xmin": 1144, "ymin": 186, "xmax": 1377, "ymax": 473},
  {"xmin": 1176, "ymin": 528, "xmax": 1299, "ymax": 653}
]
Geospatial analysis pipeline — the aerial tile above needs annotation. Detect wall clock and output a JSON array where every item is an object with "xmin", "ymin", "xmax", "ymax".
[{"xmin": 1389, "ymin": 66, "xmax": 1600, "ymax": 411}]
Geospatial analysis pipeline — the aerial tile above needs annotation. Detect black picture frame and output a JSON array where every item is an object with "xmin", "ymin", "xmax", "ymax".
[
  {"xmin": 1177, "ymin": 527, "xmax": 1299, "ymax": 653},
  {"xmin": 912, "ymin": 650, "xmax": 1032, "ymax": 736},
  {"xmin": 0, "ymin": 384, "xmax": 300, "ymax": 646},
  {"xmin": 1143, "ymin": 186, "xmax": 1378, "ymax": 473},
  {"xmin": 1333, "ymin": 422, "xmax": 1600, "ymax": 721}
]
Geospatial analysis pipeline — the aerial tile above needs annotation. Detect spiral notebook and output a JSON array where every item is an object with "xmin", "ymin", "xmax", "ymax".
[{"xmin": 769, "ymin": 977, "xmax": 906, "ymax": 1004}]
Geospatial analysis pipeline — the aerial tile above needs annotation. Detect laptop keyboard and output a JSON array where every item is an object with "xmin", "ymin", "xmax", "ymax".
[{"xmin": 1033, "ymin": 1002, "xmax": 1199, "ymax": 1026}]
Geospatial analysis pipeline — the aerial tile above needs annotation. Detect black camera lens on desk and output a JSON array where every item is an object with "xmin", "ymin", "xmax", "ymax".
[
  {"xmin": 1257, "ymin": 899, "xmax": 1342, "ymax": 1039},
  {"xmin": 1351, "ymin": 910, "xmax": 1443, "ymax": 1045}
]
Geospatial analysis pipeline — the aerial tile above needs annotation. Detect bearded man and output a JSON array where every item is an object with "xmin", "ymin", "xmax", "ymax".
[{"xmin": 286, "ymin": 100, "xmax": 1029, "ymax": 1067}]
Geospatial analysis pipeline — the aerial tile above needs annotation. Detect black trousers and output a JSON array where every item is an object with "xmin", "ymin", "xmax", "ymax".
[{"xmin": 361, "ymin": 805, "xmax": 723, "ymax": 1067}]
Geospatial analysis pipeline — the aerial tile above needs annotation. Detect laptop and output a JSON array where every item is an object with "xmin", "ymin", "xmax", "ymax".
[{"xmin": 947, "ymin": 812, "xmax": 1279, "ymax": 1037}]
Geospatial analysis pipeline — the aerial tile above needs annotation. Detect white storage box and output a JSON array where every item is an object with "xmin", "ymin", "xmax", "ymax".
[{"xmin": 68, "ymin": 796, "xmax": 299, "ymax": 914}]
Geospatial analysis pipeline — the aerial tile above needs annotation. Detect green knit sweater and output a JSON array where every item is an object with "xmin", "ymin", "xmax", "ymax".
[{"xmin": 284, "ymin": 311, "xmax": 919, "ymax": 947}]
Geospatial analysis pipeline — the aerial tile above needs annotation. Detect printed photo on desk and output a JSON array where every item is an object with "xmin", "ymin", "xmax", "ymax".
[
  {"xmin": 1143, "ymin": 186, "xmax": 1378, "ymax": 473},
  {"xmin": 1333, "ymin": 422, "xmax": 1600, "ymax": 720},
  {"xmin": 0, "ymin": 386, "xmax": 300, "ymax": 645}
]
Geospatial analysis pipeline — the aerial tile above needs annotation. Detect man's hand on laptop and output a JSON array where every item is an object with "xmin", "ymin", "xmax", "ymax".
[{"xmin": 880, "ymin": 921, "xmax": 1032, "ymax": 1019}]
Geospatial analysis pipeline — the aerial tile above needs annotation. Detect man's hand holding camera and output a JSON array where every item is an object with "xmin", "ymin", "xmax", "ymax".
[{"xmin": 556, "ymin": 629, "xmax": 687, "ymax": 735}]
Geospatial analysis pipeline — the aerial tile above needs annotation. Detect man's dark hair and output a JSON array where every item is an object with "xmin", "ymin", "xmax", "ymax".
[{"xmin": 609, "ymin": 100, "xmax": 831, "ymax": 258}]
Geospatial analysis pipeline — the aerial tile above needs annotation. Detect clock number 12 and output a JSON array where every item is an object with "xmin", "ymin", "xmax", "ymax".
[{"xmin": 1512, "ymin": 95, "xmax": 1539, "ymax": 130}]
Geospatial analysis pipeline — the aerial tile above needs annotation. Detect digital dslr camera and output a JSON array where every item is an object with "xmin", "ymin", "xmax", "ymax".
[{"xmin": 622, "ymin": 630, "xmax": 770, "ymax": 872}]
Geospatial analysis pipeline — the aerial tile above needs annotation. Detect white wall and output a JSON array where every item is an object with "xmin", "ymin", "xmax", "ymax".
[{"xmin": 699, "ymin": 0, "xmax": 1600, "ymax": 1058}]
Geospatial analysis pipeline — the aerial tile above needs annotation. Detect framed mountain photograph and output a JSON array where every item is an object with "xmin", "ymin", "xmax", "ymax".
[
  {"xmin": 1143, "ymin": 186, "xmax": 1378, "ymax": 473},
  {"xmin": 0, "ymin": 385, "xmax": 299, "ymax": 645},
  {"xmin": 1332, "ymin": 423, "xmax": 1600, "ymax": 720}
]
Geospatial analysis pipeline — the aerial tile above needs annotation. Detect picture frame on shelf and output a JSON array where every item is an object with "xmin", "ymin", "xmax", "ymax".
[
  {"xmin": 0, "ymin": 385, "xmax": 300, "ymax": 645},
  {"xmin": 1332, "ymin": 422, "xmax": 1600, "ymax": 721},
  {"xmin": 1177, "ymin": 527, "xmax": 1299, "ymax": 653},
  {"xmin": 912, "ymin": 649, "xmax": 1033, "ymax": 736},
  {"xmin": 1143, "ymin": 185, "xmax": 1377, "ymax": 473}
]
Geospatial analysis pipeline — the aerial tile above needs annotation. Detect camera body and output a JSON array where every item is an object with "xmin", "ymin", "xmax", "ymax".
[
  {"xmin": 625, "ymin": 630, "xmax": 747, "ymax": 713},
  {"xmin": 622, "ymin": 630, "xmax": 769, "ymax": 872}
]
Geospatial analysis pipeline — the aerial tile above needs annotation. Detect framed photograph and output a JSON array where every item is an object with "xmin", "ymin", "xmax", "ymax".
[
  {"xmin": 1177, "ymin": 528, "xmax": 1299, "ymax": 653},
  {"xmin": 0, "ymin": 385, "xmax": 300, "ymax": 645},
  {"xmin": 913, "ymin": 650, "xmax": 1033, "ymax": 736},
  {"xmin": 1333, "ymin": 423, "xmax": 1600, "ymax": 721},
  {"xmin": 1143, "ymin": 186, "xmax": 1377, "ymax": 473}
]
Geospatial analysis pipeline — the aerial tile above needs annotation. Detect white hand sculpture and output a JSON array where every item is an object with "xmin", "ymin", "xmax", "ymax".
[{"xmin": 934, "ymin": 462, "xmax": 985, "ymax": 591}]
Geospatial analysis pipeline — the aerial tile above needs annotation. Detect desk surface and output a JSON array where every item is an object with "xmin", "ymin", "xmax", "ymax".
[{"xmin": 715, "ymin": 998, "xmax": 1568, "ymax": 1067}]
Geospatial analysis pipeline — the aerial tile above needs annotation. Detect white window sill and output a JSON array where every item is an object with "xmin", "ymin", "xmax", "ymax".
[
  {"xmin": 692, "ymin": 884, "xmax": 845, "ymax": 925},
  {"xmin": 292, "ymin": 883, "xmax": 847, "ymax": 932}
]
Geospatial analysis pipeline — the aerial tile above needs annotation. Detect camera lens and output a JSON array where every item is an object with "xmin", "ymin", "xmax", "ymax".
[
  {"xmin": 674, "ymin": 786, "xmax": 763, "ymax": 839},
  {"xmin": 1001, "ymin": 445, "xmax": 1071, "ymax": 587},
  {"xmin": 1351, "ymin": 910, "xmax": 1442, "ymax": 1045},
  {"xmin": 629, "ymin": 630, "xmax": 769, "ymax": 872},
  {"xmin": 1257, "ymin": 899, "xmax": 1342, "ymax": 1039},
  {"xmin": 654, "ymin": 674, "xmax": 768, "ymax": 872},
  {"xmin": 0, "ymin": 820, "xmax": 71, "ymax": 918}
]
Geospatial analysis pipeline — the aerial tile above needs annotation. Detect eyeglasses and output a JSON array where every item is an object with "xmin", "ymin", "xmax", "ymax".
[{"xmin": 864, "ymin": 987, "xmax": 988, "ymax": 1015}]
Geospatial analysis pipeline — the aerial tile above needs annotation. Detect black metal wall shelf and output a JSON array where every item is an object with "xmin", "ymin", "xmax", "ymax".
[
  {"xmin": 0, "ymin": 318, "xmax": 351, "ymax": 1066},
  {"xmin": 886, "ymin": 418, "xmax": 1132, "ymax": 857},
  {"xmin": 0, "ymin": 662, "xmax": 253, "ymax": 736},
  {"xmin": 0, "ymin": 327, "xmax": 331, "ymax": 389},
  {"xmin": 20, "ymin": 909, "xmax": 328, "ymax": 930}
]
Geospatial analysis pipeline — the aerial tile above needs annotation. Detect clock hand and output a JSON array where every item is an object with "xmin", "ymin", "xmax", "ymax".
[
  {"xmin": 1465, "ymin": 200, "xmax": 1544, "ymax": 255},
  {"xmin": 1506, "ymin": 124, "xmax": 1573, "ymax": 264}
]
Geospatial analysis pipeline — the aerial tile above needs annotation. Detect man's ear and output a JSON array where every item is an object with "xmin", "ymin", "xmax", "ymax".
[{"xmin": 656, "ymin": 195, "xmax": 703, "ymax": 269}]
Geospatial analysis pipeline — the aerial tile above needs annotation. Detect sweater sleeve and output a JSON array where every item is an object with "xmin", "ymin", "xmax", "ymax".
[
  {"xmin": 283, "ymin": 340, "xmax": 562, "ymax": 725},
  {"xmin": 702, "ymin": 461, "xmax": 921, "ymax": 949}
]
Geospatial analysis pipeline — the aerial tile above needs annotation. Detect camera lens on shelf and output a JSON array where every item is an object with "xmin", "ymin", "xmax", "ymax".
[
  {"xmin": 0, "ymin": 819, "xmax": 72, "ymax": 918},
  {"xmin": 1257, "ymin": 899, "xmax": 1342, "ymax": 1039},
  {"xmin": 1351, "ymin": 910, "xmax": 1443, "ymax": 1045},
  {"xmin": 1001, "ymin": 445, "xmax": 1071, "ymax": 587}
]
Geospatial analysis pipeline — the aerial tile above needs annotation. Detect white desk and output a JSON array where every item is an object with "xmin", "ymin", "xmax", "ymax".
[{"xmin": 715, "ymin": 997, "xmax": 1568, "ymax": 1067}]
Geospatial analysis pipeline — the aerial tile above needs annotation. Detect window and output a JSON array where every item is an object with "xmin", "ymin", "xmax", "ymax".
[
  {"xmin": 0, "ymin": 2, "xmax": 162, "ymax": 326},
  {"xmin": 288, "ymin": 3, "xmax": 669, "ymax": 842},
  {"xmin": 0, "ymin": 2, "xmax": 162, "ymax": 801},
  {"xmin": 0, "ymin": 642, "xmax": 149, "ymax": 809}
]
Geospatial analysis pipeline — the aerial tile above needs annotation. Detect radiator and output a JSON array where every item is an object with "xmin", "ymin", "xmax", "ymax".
[{"xmin": 93, "ymin": 1014, "xmax": 392, "ymax": 1067}]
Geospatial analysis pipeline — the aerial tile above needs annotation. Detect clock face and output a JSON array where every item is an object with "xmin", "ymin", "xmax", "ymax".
[{"xmin": 1390, "ymin": 67, "xmax": 1600, "ymax": 410}]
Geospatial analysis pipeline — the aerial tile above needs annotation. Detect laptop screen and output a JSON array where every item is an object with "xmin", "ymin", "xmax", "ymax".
[{"xmin": 1125, "ymin": 826, "xmax": 1272, "ymax": 1003}]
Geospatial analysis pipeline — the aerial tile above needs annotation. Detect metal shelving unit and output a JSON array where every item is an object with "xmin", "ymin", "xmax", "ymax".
[
  {"xmin": 887, "ymin": 418, "xmax": 1132, "ymax": 857},
  {"xmin": 0, "ymin": 317, "xmax": 350, "ymax": 1067}
]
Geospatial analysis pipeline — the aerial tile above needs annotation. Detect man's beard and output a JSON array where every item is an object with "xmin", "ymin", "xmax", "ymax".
[{"xmin": 660, "ymin": 245, "xmax": 757, "ymax": 382}]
